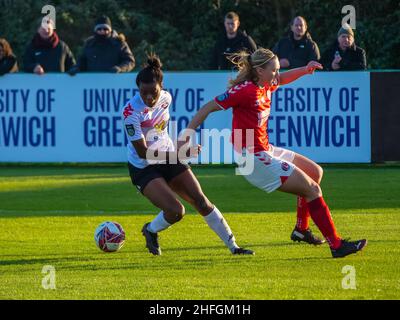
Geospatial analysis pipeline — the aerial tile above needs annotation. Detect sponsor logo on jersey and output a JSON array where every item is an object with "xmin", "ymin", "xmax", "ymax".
[
  {"xmin": 125, "ymin": 124, "xmax": 135, "ymax": 136},
  {"xmin": 154, "ymin": 119, "xmax": 168, "ymax": 132}
]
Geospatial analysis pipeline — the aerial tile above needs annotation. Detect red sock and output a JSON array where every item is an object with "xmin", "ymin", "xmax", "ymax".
[
  {"xmin": 296, "ymin": 196, "xmax": 310, "ymax": 231},
  {"xmin": 307, "ymin": 197, "xmax": 342, "ymax": 249}
]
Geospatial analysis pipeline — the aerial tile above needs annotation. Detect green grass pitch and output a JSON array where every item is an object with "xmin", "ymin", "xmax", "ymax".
[{"xmin": 0, "ymin": 165, "xmax": 399, "ymax": 300}]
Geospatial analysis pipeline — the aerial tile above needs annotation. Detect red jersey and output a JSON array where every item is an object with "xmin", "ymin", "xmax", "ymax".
[{"xmin": 214, "ymin": 80, "xmax": 279, "ymax": 153}]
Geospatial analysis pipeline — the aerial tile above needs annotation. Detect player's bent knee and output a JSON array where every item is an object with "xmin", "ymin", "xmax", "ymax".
[
  {"xmin": 303, "ymin": 182, "xmax": 322, "ymax": 201},
  {"xmin": 316, "ymin": 165, "xmax": 324, "ymax": 183},
  {"xmin": 165, "ymin": 202, "xmax": 185, "ymax": 222},
  {"xmin": 309, "ymin": 183, "xmax": 322, "ymax": 199},
  {"xmin": 174, "ymin": 203, "xmax": 186, "ymax": 221}
]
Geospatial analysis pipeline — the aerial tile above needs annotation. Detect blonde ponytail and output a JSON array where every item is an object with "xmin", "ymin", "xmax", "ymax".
[{"xmin": 228, "ymin": 48, "xmax": 276, "ymax": 88}]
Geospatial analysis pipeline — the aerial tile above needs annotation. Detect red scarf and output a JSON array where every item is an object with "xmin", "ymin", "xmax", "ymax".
[{"xmin": 32, "ymin": 31, "xmax": 60, "ymax": 49}]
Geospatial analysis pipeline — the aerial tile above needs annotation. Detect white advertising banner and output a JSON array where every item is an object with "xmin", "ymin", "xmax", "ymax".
[{"xmin": 0, "ymin": 72, "xmax": 370, "ymax": 163}]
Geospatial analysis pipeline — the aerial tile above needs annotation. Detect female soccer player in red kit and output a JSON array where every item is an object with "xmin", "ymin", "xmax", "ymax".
[{"xmin": 185, "ymin": 48, "xmax": 367, "ymax": 258}]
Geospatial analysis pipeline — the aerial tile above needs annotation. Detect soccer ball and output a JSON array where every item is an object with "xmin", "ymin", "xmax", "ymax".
[{"xmin": 94, "ymin": 221, "xmax": 126, "ymax": 252}]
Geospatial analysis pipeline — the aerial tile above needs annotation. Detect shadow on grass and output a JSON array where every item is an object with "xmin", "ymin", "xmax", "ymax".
[
  {"xmin": 1, "ymin": 166, "xmax": 400, "ymax": 218},
  {"xmin": 0, "ymin": 256, "xmax": 94, "ymax": 266},
  {"xmin": 0, "ymin": 249, "xmax": 334, "ymax": 274}
]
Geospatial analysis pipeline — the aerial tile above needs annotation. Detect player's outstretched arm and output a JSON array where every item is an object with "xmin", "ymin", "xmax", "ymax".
[
  {"xmin": 186, "ymin": 100, "xmax": 222, "ymax": 131},
  {"xmin": 279, "ymin": 61, "xmax": 323, "ymax": 85},
  {"xmin": 175, "ymin": 100, "xmax": 220, "ymax": 157}
]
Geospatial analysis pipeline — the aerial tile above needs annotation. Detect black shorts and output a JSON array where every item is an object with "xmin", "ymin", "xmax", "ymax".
[{"xmin": 128, "ymin": 162, "xmax": 190, "ymax": 194}]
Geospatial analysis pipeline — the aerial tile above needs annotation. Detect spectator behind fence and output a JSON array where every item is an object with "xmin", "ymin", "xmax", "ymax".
[
  {"xmin": 0, "ymin": 38, "xmax": 18, "ymax": 75},
  {"xmin": 321, "ymin": 24, "xmax": 367, "ymax": 71},
  {"xmin": 210, "ymin": 11, "xmax": 257, "ymax": 70},
  {"xmin": 69, "ymin": 16, "xmax": 135, "ymax": 74},
  {"xmin": 272, "ymin": 16, "xmax": 320, "ymax": 69},
  {"xmin": 23, "ymin": 18, "xmax": 76, "ymax": 74}
]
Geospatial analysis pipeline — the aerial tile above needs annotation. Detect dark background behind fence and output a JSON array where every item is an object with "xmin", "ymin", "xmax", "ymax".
[
  {"xmin": 371, "ymin": 72, "xmax": 400, "ymax": 162},
  {"xmin": 0, "ymin": 0, "xmax": 399, "ymax": 70}
]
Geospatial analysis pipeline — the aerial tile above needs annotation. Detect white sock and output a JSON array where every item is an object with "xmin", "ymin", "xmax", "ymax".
[
  {"xmin": 147, "ymin": 211, "xmax": 171, "ymax": 233},
  {"xmin": 203, "ymin": 206, "xmax": 239, "ymax": 252}
]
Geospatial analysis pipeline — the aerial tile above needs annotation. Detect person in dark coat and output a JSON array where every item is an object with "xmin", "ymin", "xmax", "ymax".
[
  {"xmin": 70, "ymin": 16, "xmax": 135, "ymax": 74},
  {"xmin": 0, "ymin": 38, "xmax": 18, "ymax": 75},
  {"xmin": 210, "ymin": 11, "xmax": 257, "ymax": 70},
  {"xmin": 321, "ymin": 24, "xmax": 367, "ymax": 71},
  {"xmin": 23, "ymin": 18, "xmax": 76, "ymax": 74},
  {"xmin": 272, "ymin": 16, "xmax": 320, "ymax": 69}
]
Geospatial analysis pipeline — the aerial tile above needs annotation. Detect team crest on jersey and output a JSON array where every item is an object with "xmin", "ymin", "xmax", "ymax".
[
  {"xmin": 217, "ymin": 93, "xmax": 229, "ymax": 102},
  {"xmin": 125, "ymin": 124, "xmax": 135, "ymax": 136},
  {"xmin": 159, "ymin": 102, "xmax": 169, "ymax": 109}
]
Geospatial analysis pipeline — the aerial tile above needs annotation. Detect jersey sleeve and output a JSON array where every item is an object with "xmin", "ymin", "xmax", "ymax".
[
  {"xmin": 123, "ymin": 104, "xmax": 144, "ymax": 142},
  {"xmin": 214, "ymin": 86, "xmax": 244, "ymax": 110},
  {"xmin": 164, "ymin": 91, "xmax": 173, "ymax": 106}
]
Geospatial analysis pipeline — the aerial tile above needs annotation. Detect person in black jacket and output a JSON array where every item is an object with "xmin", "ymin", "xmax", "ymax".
[
  {"xmin": 70, "ymin": 16, "xmax": 135, "ymax": 74},
  {"xmin": 321, "ymin": 24, "xmax": 367, "ymax": 71},
  {"xmin": 210, "ymin": 11, "xmax": 257, "ymax": 70},
  {"xmin": 23, "ymin": 18, "xmax": 76, "ymax": 74},
  {"xmin": 272, "ymin": 16, "xmax": 320, "ymax": 69},
  {"xmin": 0, "ymin": 38, "xmax": 18, "ymax": 75}
]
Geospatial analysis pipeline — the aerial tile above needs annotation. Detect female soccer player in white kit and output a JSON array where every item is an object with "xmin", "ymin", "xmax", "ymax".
[
  {"xmin": 185, "ymin": 48, "xmax": 367, "ymax": 258},
  {"xmin": 122, "ymin": 54, "xmax": 253, "ymax": 255}
]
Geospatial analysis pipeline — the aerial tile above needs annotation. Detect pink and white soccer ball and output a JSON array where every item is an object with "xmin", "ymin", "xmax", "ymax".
[{"xmin": 94, "ymin": 221, "xmax": 126, "ymax": 252}]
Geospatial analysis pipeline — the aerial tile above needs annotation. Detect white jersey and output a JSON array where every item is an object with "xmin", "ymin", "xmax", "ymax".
[{"xmin": 122, "ymin": 90, "xmax": 174, "ymax": 168}]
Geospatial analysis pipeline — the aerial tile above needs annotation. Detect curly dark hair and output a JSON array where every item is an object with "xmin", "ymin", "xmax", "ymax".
[{"xmin": 136, "ymin": 53, "xmax": 163, "ymax": 87}]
